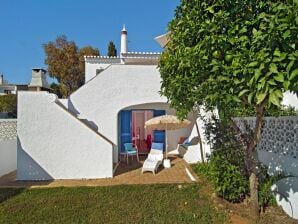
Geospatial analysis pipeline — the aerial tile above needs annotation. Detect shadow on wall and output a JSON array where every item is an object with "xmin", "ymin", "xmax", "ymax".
[
  {"xmin": 17, "ymin": 137, "xmax": 54, "ymax": 181},
  {"xmin": 256, "ymin": 151, "xmax": 298, "ymax": 219},
  {"xmin": 68, "ymin": 99, "xmax": 81, "ymax": 116},
  {"xmin": 67, "ymin": 99, "xmax": 99, "ymax": 132},
  {"xmin": 271, "ymin": 176, "xmax": 298, "ymax": 220}
]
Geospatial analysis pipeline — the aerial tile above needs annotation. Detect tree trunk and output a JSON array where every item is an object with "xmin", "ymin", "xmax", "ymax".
[
  {"xmin": 246, "ymin": 101, "xmax": 266, "ymax": 220},
  {"xmin": 249, "ymin": 172, "xmax": 259, "ymax": 218},
  {"xmin": 192, "ymin": 110, "xmax": 205, "ymax": 163}
]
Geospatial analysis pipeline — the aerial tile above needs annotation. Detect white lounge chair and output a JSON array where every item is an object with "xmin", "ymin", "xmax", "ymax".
[
  {"xmin": 168, "ymin": 136, "xmax": 200, "ymax": 157},
  {"xmin": 142, "ymin": 142, "xmax": 164, "ymax": 174}
]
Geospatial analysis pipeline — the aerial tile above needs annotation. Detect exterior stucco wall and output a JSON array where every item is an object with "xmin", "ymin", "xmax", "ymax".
[
  {"xmin": 0, "ymin": 119, "xmax": 17, "ymax": 177},
  {"xmin": 234, "ymin": 116, "xmax": 298, "ymax": 176},
  {"xmin": 71, "ymin": 64, "xmax": 212, "ymax": 161},
  {"xmin": 17, "ymin": 92, "xmax": 114, "ymax": 180},
  {"xmin": 85, "ymin": 62, "xmax": 111, "ymax": 83},
  {"xmin": 282, "ymin": 91, "xmax": 298, "ymax": 110},
  {"xmin": 70, "ymin": 65, "xmax": 169, "ymax": 148}
]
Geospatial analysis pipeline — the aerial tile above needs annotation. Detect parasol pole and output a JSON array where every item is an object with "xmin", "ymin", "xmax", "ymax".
[{"xmin": 165, "ymin": 123, "xmax": 168, "ymax": 159}]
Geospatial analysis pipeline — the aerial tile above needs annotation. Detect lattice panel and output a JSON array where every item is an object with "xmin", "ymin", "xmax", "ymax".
[
  {"xmin": 233, "ymin": 117, "xmax": 298, "ymax": 159},
  {"xmin": 0, "ymin": 119, "xmax": 17, "ymax": 140}
]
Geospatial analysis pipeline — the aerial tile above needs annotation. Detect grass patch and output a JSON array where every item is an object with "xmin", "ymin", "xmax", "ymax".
[{"xmin": 0, "ymin": 184, "xmax": 227, "ymax": 224}]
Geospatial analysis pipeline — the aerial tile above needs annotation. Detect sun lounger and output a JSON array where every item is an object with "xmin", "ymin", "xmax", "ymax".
[{"xmin": 142, "ymin": 142, "xmax": 164, "ymax": 174}]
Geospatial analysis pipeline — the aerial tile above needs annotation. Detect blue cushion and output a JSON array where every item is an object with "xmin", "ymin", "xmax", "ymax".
[
  {"xmin": 182, "ymin": 138, "xmax": 190, "ymax": 145},
  {"xmin": 124, "ymin": 143, "xmax": 136, "ymax": 152},
  {"xmin": 151, "ymin": 142, "xmax": 164, "ymax": 151}
]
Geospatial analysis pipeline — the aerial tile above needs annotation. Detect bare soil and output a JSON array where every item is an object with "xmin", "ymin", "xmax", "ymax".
[{"xmin": 197, "ymin": 175, "xmax": 298, "ymax": 224}]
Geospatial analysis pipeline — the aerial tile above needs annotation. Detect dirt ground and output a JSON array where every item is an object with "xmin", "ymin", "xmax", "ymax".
[{"xmin": 197, "ymin": 175, "xmax": 297, "ymax": 224}]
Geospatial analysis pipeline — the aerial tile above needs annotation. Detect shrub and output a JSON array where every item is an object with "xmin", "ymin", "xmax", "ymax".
[
  {"xmin": 203, "ymin": 116, "xmax": 249, "ymax": 202},
  {"xmin": 209, "ymin": 154, "xmax": 249, "ymax": 202},
  {"xmin": 192, "ymin": 163, "xmax": 212, "ymax": 180},
  {"xmin": 0, "ymin": 94, "xmax": 17, "ymax": 118}
]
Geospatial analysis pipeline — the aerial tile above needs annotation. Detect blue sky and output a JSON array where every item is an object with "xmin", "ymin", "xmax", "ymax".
[{"xmin": 0, "ymin": 0, "xmax": 179, "ymax": 84}]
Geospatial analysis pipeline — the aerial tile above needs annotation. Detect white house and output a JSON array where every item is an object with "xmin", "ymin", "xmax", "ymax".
[{"xmin": 17, "ymin": 27, "xmax": 206, "ymax": 180}]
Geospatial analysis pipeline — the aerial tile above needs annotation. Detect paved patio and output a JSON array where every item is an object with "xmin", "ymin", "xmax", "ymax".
[{"xmin": 0, "ymin": 156, "xmax": 197, "ymax": 188}]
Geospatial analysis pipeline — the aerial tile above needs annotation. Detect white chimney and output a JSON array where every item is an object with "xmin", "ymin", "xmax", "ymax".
[
  {"xmin": 0, "ymin": 74, "xmax": 3, "ymax": 85},
  {"xmin": 120, "ymin": 25, "xmax": 127, "ymax": 64},
  {"xmin": 29, "ymin": 68, "xmax": 50, "ymax": 91}
]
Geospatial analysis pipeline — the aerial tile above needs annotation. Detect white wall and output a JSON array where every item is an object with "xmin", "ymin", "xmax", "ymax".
[
  {"xmin": 71, "ymin": 65, "xmax": 168, "ymax": 157},
  {"xmin": 271, "ymin": 177, "xmax": 298, "ymax": 220},
  {"xmin": 0, "ymin": 119, "xmax": 17, "ymax": 177},
  {"xmin": 71, "ymin": 64, "xmax": 213, "ymax": 160},
  {"xmin": 233, "ymin": 116, "xmax": 298, "ymax": 176},
  {"xmin": 258, "ymin": 150, "xmax": 298, "ymax": 176},
  {"xmin": 0, "ymin": 139, "xmax": 17, "ymax": 177},
  {"xmin": 17, "ymin": 92, "xmax": 114, "ymax": 180},
  {"xmin": 85, "ymin": 62, "xmax": 113, "ymax": 83},
  {"xmin": 282, "ymin": 91, "xmax": 298, "ymax": 110}
]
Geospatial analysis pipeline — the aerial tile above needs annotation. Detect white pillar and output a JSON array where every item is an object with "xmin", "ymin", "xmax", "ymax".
[
  {"xmin": 0, "ymin": 74, "xmax": 3, "ymax": 85},
  {"xmin": 120, "ymin": 25, "xmax": 127, "ymax": 64}
]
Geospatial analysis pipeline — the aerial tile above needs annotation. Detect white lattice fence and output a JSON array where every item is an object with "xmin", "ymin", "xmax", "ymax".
[
  {"xmin": 0, "ymin": 119, "xmax": 17, "ymax": 140},
  {"xmin": 233, "ymin": 116, "xmax": 298, "ymax": 176},
  {"xmin": 234, "ymin": 116, "xmax": 298, "ymax": 159}
]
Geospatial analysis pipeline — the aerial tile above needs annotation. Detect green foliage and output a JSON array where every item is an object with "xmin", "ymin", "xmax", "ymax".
[
  {"xmin": 159, "ymin": 0, "xmax": 298, "ymax": 119},
  {"xmin": 192, "ymin": 159, "xmax": 249, "ymax": 203},
  {"xmin": 231, "ymin": 104, "xmax": 298, "ymax": 117},
  {"xmin": 50, "ymin": 82, "xmax": 63, "ymax": 98},
  {"xmin": 209, "ymin": 155, "xmax": 249, "ymax": 202},
  {"xmin": 0, "ymin": 95, "xmax": 17, "ymax": 118},
  {"xmin": 107, "ymin": 41, "xmax": 117, "ymax": 57},
  {"xmin": 159, "ymin": 0, "xmax": 298, "ymax": 214},
  {"xmin": 192, "ymin": 162, "xmax": 212, "ymax": 179},
  {"xmin": 201, "ymin": 117, "xmax": 249, "ymax": 202},
  {"xmin": 43, "ymin": 35, "xmax": 100, "ymax": 97}
]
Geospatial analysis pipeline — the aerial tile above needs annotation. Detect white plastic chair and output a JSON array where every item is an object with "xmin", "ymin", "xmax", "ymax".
[{"xmin": 142, "ymin": 142, "xmax": 164, "ymax": 174}]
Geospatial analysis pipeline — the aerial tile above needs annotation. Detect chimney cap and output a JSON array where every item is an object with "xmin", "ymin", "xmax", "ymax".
[
  {"xmin": 121, "ymin": 24, "xmax": 127, "ymax": 34},
  {"xmin": 31, "ymin": 68, "xmax": 47, "ymax": 73}
]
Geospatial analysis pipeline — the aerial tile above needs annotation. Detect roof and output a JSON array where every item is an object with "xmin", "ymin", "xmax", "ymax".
[
  {"xmin": 84, "ymin": 52, "xmax": 161, "ymax": 65},
  {"xmin": 154, "ymin": 33, "xmax": 169, "ymax": 48}
]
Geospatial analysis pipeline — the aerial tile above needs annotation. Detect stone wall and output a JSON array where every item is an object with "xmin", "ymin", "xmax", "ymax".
[
  {"xmin": 0, "ymin": 119, "xmax": 17, "ymax": 177},
  {"xmin": 0, "ymin": 119, "xmax": 17, "ymax": 140}
]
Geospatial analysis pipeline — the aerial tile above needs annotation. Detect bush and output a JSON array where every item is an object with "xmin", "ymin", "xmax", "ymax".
[
  {"xmin": 203, "ymin": 116, "xmax": 249, "ymax": 202},
  {"xmin": 0, "ymin": 94, "xmax": 17, "ymax": 118},
  {"xmin": 192, "ymin": 163, "xmax": 212, "ymax": 180},
  {"xmin": 209, "ymin": 154, "xmax": 249, "ymax": 202}
]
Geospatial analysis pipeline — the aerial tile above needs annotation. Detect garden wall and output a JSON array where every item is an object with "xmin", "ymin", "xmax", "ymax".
[
  {"xmin": 0, "ymin": 119, "xmax": 17, "ymax": 177},
  {"xmin": 234, "ymin": 116, "xmax": 298, "ymax": 219},
  {"xmin": 17, "ymin": 92, "xmax": 114, "ymax": 180},
  {"xmin": 233, "ymin": 116, "xmax": 298, "ymax": 176}
]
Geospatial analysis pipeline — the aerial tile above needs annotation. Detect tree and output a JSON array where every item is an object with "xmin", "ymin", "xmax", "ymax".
[
  {"xmin": 50, "ymin": 82, "xmax": 63, "ymax": 98},
  {"xmin": 0, "ymin": 95, "xmax": 17, "ymax": 118},
  {"xmin": 107, "ymin": 41, "xmax": 117, "ymax": 57},
  {"xmin": 43, "ymin": 35, "xmax": 99, "ymax": 97},
  {"xmin": 159, "ymin": 0, "xmax": 298, "ymax": 219}
]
